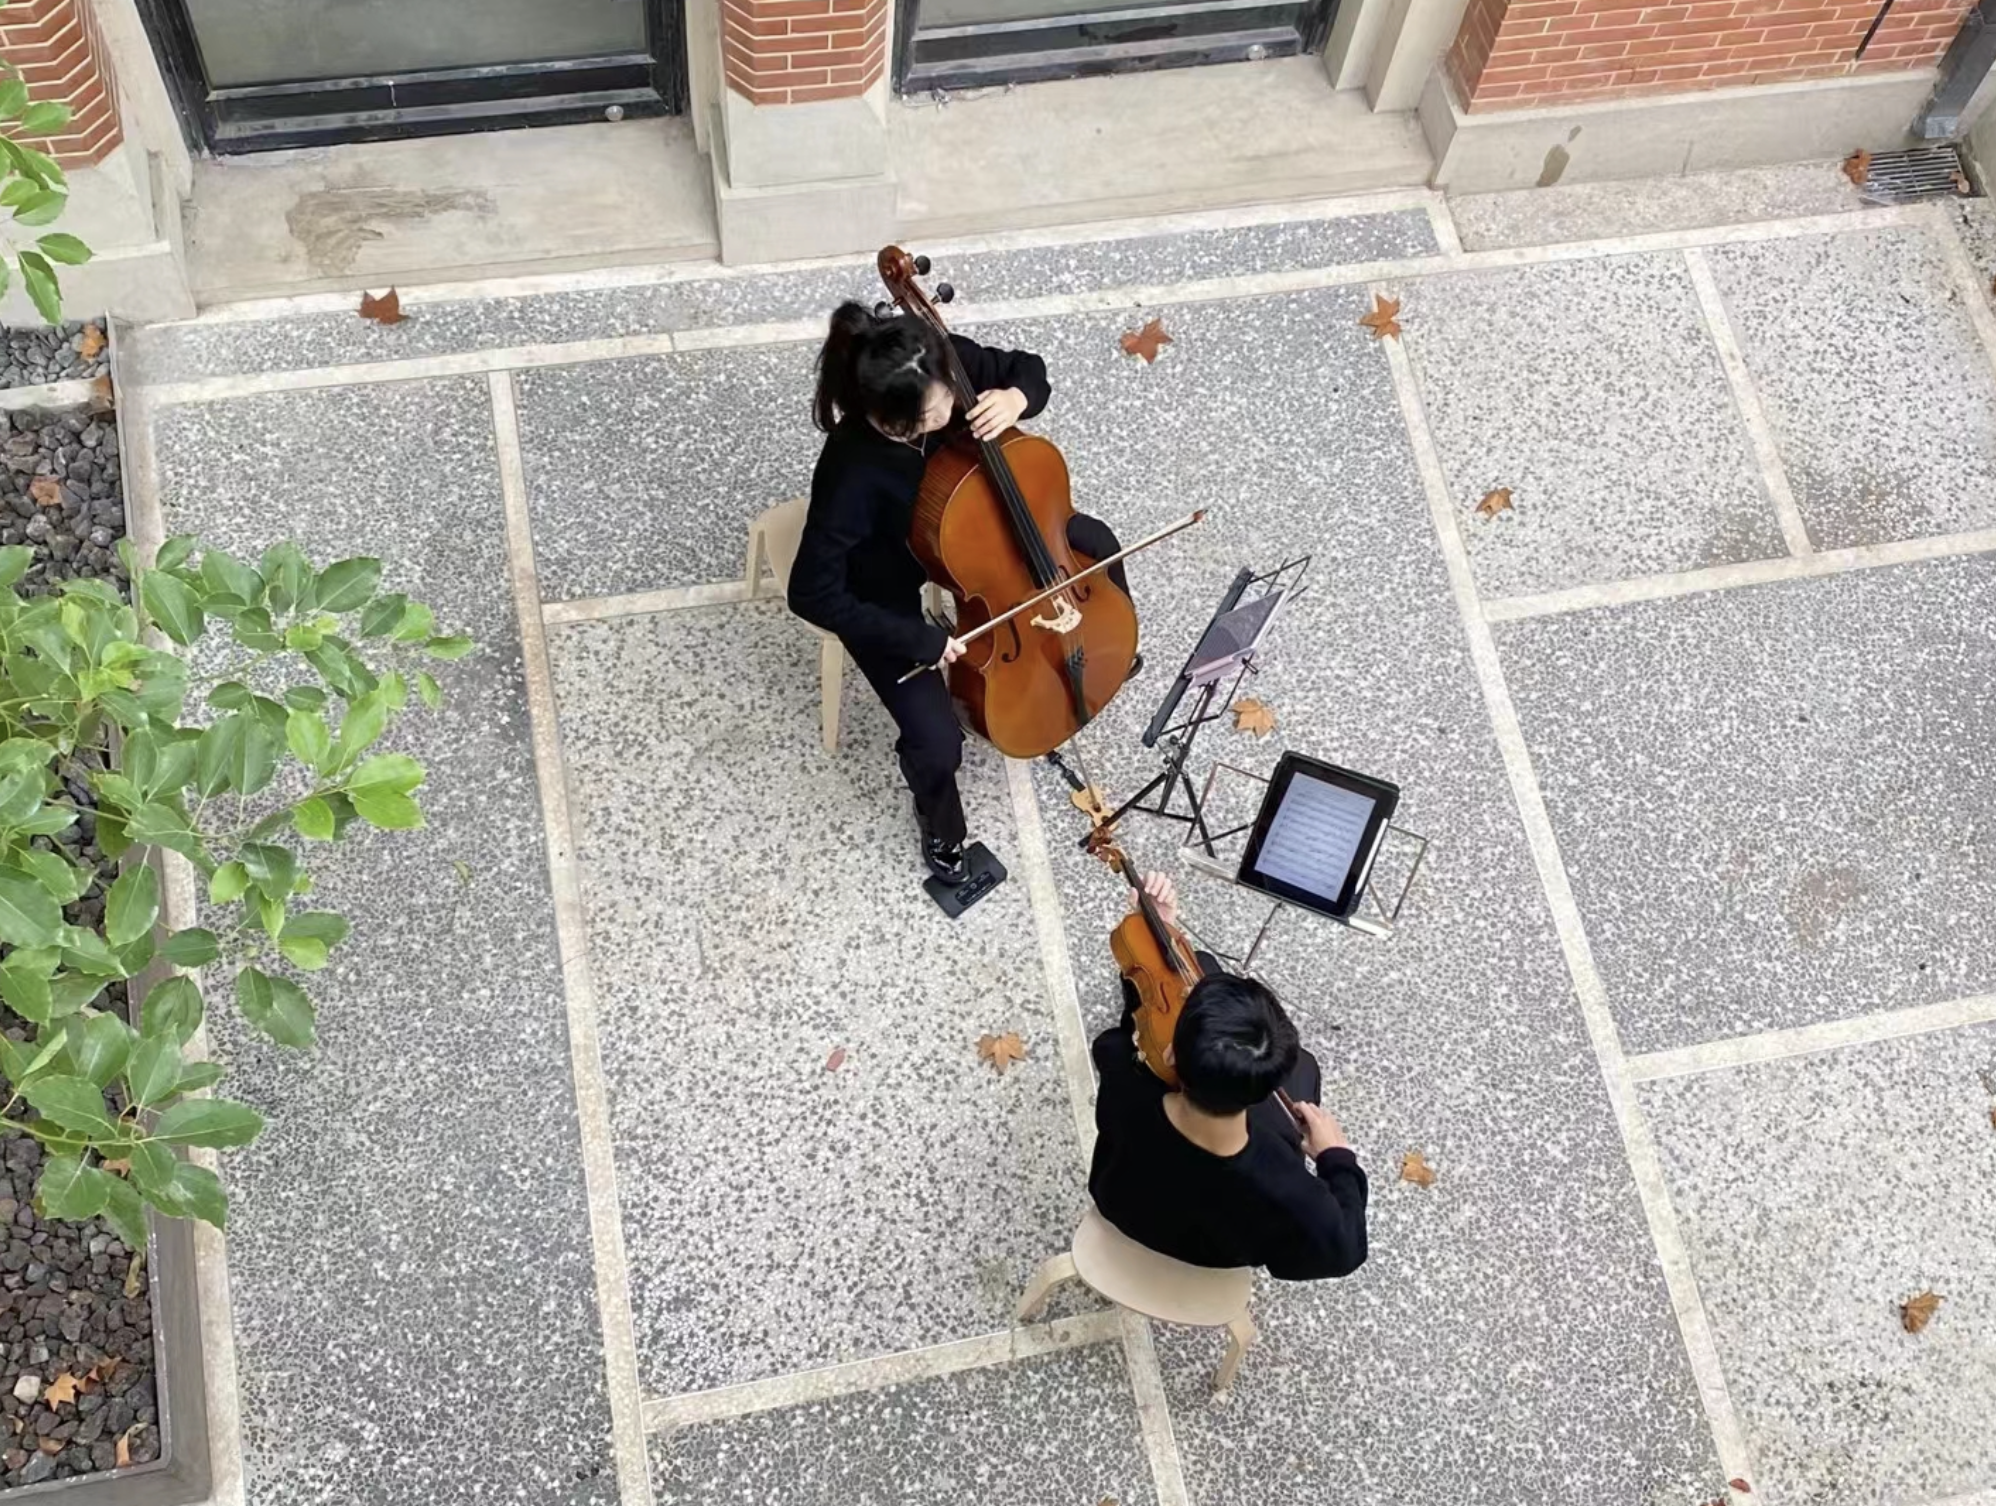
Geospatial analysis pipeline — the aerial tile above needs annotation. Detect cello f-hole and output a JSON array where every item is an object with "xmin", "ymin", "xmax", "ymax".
[{"xmin": 1000, "ymin": 616, "xmax": 1024, "ymax": 664}]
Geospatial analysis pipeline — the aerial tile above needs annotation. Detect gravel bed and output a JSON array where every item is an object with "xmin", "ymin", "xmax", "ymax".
[
  {"xmin": 0, "ymin": 324, "xmax": 107, "ymax": 389},
  {"xmin": 0, "ymin": 393, "xmax": 158, "ymax": 1488}
]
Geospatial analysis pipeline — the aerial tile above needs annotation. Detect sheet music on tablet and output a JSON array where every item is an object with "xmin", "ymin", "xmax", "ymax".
[{"xmin": 1252, "ymin": 777, "xmax": 1377, "ymax": 902}]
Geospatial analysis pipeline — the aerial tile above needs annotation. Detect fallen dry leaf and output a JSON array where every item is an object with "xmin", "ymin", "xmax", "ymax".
[
  {"xmin": 1842, "ymin": 149, "xmax": 1871, "ymax": 186},
  {"xmin": 1900, "ymin": 1290, "xmax": 1942, "ymax": 1333},
  {"xmin": 1119, "ymin": 317, "xmax": 1171, "ymax": 364},
  {"xmin": 100, "ymin": 1157, "xmax": 131, "ymax": 1176},
  {"xmin": 41, "ymin": 1371, "xmax": 79, "ymax": 1408},
  {"xmin": 87, "ymin": 374, "xmax": 114, "ymax": 412},
  {"xmin": 823, "ymin": 1046, "xmax": 846, "ymax": 1073},
  {"xmin": 1359, "ymin": 294, "xmax": 1402, "ymax": 340},
  {"xmin": 77, "ymin": 324, "xmax": 106, "ymax": 361},
  {"xmin": 1231, "ymin": 698, "xmax": 1277, "ymax": 737},
  {"xmin": 1070, "ymin": 784, "xmax": 1110, "ymax": 824},
  {"xmin": 123, "ymin": 1252, "xmax": 144, "ymax": 1300},
  {"xmin": 28, "ymin": 477, "xmax": 62, "ymax": 508},
  {"xmin": 115, "ymin": 1425, "xmax": 138, "ymax": 1467},
  {"xmin": 358, "ymin": 288, "xmax": 408, "ymax": 325},
  {"xmin": 1988, "ymin": 1105, "xmax": 1996, "ymax": 1131},
  {"xmin": 1399, "ymin": 1150, "xmax": 1438, "ymax": 1188},
  {"xmin": 1474, "ymin": 486, "xmax": 1515, "ymax": 521},
  {"xmin": 977, "ymin": 1031, "xmax": 1028, "ymax": 1075},
  {"xmin": 36, "ymin": 1437, "xmax": 59, "ymax": 1455},
  {"xmin": 1729, "ymin": 1481, "xmax": 1752, "ymax": 1496},
  {"xmin": 1955, "ymin": 171, "xmax": 1972, "ymax": 196}
]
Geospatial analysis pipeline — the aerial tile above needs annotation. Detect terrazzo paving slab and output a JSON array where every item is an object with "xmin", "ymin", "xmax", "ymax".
[
  {"xmin": 546, "ymin": 600, "xmax": 1089, "ymax": 1396},
  {"xmin": 1639, "ymin": 1024, "xmax": 1996, "ymax": 1506},
  {"xmin": 1703, "ymin": 225, "xmax": 1996, "ymax": 550},
  {"xmin": 514, "ymin": 345, "xmax": 821, "ymax": 601},
  {"xmin": 989, "ymin": 292, "xmax": 1720, "ymax": 1503},
  {"xmin": 1447, "ymin": 162, "xmax": 1865, "ymax": 251},
  {"xmin": 148, "ymin": 381, "xmax": 616, "ymax": 1505},
  {"xmin": 118, "ymin": 206, "xmax": 1438, "ymax": 384},
  {"xmin": 1946, "ymin": 198, "xmax": 1996, "ymax": 304},
  {"xmin": 648, "ymin": 1342, "xmax": 1158, "ymax": 1506},
  {"xmin": 1399, "ymin": 253, "xmax": 1785, "ymax": 600},
  {"xmin": 1497, "ymin": 554, "xmax": 1996, "ymax": 1056}
]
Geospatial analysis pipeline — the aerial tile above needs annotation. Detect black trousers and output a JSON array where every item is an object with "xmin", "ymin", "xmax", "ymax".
[{"xmin": 849, "ymin": 512, "xmax": 1127, "ymax": 853}]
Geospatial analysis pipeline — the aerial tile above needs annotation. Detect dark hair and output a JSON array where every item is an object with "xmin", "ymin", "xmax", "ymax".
[
  {"xmin": 1173, "ymin": 973, "xmax": 1299, "ymax": 1116},
  {"xmin": 813, "ymin": 301, "xmax": 951, "ymax": 435}
]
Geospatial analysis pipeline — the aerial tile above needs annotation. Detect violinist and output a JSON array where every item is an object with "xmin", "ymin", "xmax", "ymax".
[
  {"xmin": 790, "ymin": 302, "xmax": 1133, "ymax": 886},
  {"xmin": 1088, "ymin": 874, "xmax": 1369, "ymax": 1281}
]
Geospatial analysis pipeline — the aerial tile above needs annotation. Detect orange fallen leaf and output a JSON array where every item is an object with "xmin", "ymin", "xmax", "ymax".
[
  {"xmin": 823, "ymin": 1046, "xmax": 846, "ymax": 1072},
  {"xmin": 1400, "ymin": 1150, "xmax": 1437, "ymax": 1188},
  {"xmin": 359, "ymin": 288, "xmax": 408, "ymax": 325},
  {"xmin": 115, "ymin": 1425, "xmax": 139, "ymax": 1467},
  {"xmin": 1359, "ymin": 294, "xmax": 1402, "ymax": 340},
  {"xmin": 1231, "ymin": 698, "xmax": 1277, "ymax": 737},
  {"xmin": 41, "ymin": 1371, "xmax": 80, "ymax": 1408},
  {"xmin": 77, "ymin": 324, "xmax": 106, "ymax": 361},
  {"xmin": 87, "ymin": 374, "xmax": 114, "ymax": 412},
  {"xmin": 1729, "ymin": 1481, "xmax": 1752, "ymax": 1496},
  {"xmin": 1842, "ymin": 149, "xmax": 1871, "ymax": 186},
  {"xmin": 100, "ymin": 1157, "xmax": 131, "ymax": 1176},
  {"xmin": 977, "ymin": 1031, "xmax": 1028, "ymax": 1075},
  {"xmin": 28, "ymin": 477, "xmax": 62, "ymax": 508},
  {"xmin": 1119, "ymin": 317, "xmax": 1171, "ymax": 364},
  {"xmin": 1475, "ymin": 487, "xmax": 1515, "ymax": 521},
  {"xmin": 1900, "ymin": 1290, "xmax": 1942, "ymax": 1333}
]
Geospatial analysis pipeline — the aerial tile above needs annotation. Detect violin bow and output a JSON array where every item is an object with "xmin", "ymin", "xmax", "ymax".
[{"xmin": 897, "ymin": 508, "xmax": 1207, "ymax": 683}]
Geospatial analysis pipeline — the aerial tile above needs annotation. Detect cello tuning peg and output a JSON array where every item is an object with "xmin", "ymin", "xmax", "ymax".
[
  {"xmin": 936, "ymin": 282, "xmax": 956, "ymax": 303},
  {"xmin": 913, "ymin": 254, "xmax": 933, "ymax": 275}
]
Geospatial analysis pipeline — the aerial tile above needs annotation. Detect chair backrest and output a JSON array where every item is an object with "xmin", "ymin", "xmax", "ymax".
[
  {"xmin": 754, "ymin": 496, "xmax": 811, "ymax": 594},
  {"xmin": 1070, "ymin": 1205, "xmax": 1253, "ymax": 1328}
]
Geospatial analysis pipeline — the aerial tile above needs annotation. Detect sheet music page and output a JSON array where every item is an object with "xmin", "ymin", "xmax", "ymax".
[{"xmin": 1254, "ymin": 777, "xmax": 1375, "ymax": 899}]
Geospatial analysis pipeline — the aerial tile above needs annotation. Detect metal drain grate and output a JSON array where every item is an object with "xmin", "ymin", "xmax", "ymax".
[{"xmin": 1858, "ymin": 143, "xmax": 1975, "ymax": 205}]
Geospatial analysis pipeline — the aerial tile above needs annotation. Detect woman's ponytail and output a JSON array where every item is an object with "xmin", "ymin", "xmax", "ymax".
[{"xmin": 814, "ymin": 301, "xmax": 877, "ymax": 433}]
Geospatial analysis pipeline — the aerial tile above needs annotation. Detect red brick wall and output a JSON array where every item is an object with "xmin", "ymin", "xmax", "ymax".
[
  {"xmin": 0, "ymin": 0, "xmax": 120, "ymax": 166},
  {"xmin": 722, "ymin": 0, "xmax": 888, "ymax": 106},
  {"xmin": 1450, "ymin": 0, "xmax": 1976, "ymax": 111}
]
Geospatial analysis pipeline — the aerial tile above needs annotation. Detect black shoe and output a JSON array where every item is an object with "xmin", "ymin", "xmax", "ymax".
[{"xmin": 924, "ymin": 833, "xmax": 969, "ymax": 886}]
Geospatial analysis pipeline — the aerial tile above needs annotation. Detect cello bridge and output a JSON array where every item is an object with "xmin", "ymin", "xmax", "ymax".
[{"xmin": 1029, "ymin": 595, "xmax": 1083, "ymax": 635}]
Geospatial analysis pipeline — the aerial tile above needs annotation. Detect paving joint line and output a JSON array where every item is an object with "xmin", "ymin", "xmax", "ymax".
[
  {"xmin": 640, "ymin": 1311, "xmax": 1123, "ymax": 1432},
  {"xmin": 1379, "ymin": 297, "xmax": 1754, "ymax": 1482},
  {"xmin": 1005, "ymin": 756, "xmax": 1193, "ymax": 1506},
  {"xmin": 1626, "ymin": 992, "xmax": 1996, "ymax": 1082},
  {"xmin": 1923, "ymin": 198, "xmax": 1996, "ymax": 386},
  {"xmin": 1424, "ymin": 196, "xmax": 1464, "ymax": 257},
  {"xmin": 134, "ymin": 203, "xmax": 1931, "ymax": 409},
  {"xmin": 490, "ymin": 371, "xmax": 656, "ymax": 1506},
  {"xmin": 1681, "ymin": 245, "xmax": 1812, "ymax": 557}
]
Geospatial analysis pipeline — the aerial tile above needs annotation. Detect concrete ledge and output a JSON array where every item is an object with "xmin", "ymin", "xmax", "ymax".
[
  {"xmin": 711, "ymin": 149, "xmax": 896, "ymax": 265},
  {"xmin": 0, "ymin": 239, "xmax": 193, "ymax": 326},
  {"xmin": 1422, "ymin": 67, "xmax": 1938, "ymax": 192}
]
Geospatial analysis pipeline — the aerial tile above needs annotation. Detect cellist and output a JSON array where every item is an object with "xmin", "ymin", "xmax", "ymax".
[
  {"xmin": 1089, "ymin": 873, "xmax": 1369, "ymax": 1281},
  {"xmin": 789, "ymin": 302, "xmax": 1135, "ymax": 886}
]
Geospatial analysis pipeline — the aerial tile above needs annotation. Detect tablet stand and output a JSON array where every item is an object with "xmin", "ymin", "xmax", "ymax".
[{"xmin": 1176, "ymin": 761, "xmax": 1431, "ymax": 970}]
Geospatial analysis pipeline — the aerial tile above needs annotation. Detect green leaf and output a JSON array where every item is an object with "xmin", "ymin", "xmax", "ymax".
[
  {"xmin": 127, "ymin": 1138, "xmax": 175, "ymax": 1192},
  {"xmin": 255, "ymin": 892, "xmax": 284, "ymax": 940},
  {"xmin": 47, "ymin": 972, "xmax": 103, "ymax": 1017},
  {"xmin": 359, "ymin": 592, "xmax": 408, "ymax": 638},
  {"xmin": 175, "ymin": 1061, "xmax": 224, "ymax": 1095},
  {"xmin": 282, "ymin": 685, "xmax": 327, "ymax": 712},
  {"xmin": 33, "ymin": 232, "xmax": 88, "ymax": 266},
  {"xmin": 235, "ymin": 967, "xmax": 316, "ymax": 1046},
  {"xmin": 334, "ymin": 691, "xmax": 389, "ymax": 768},
  {"xmin": 140, "ymin": 570, "xmax": 204, "ymax": 647},
  {"xmin": 2, "ymin": 139, "xmax": 66, "ymax": 192},
  {"xmin": 16, "ymin": 249, "xmax": 58, "ymax": 324},
  {"xmin": 315, "ymin": 557, "xmax": 382, "ymax": 613},
  {"xmin": 209, "ymin": 861, "xmax": 250, "ymax": 905},
  {"xmin": 104, "ymin": 862, "xmax": 160, "ymax": 948},
  {"xmin": 238, "ymin": 843, "xmax": 298, "ymax": 901},
  {"xmin": 232, "ymin": 608, "xmax": 282, "ymax": 653},
  {"xmin": 153, "ymin": 1096, "xmax": 264, "ymax": 1149},
  {"xmin": 259, "ymin": 543, "xmax": 313, "ymax": 614},
  {"xmin": 0, "ymin": 962, "xmax": 51, "ymax": 1023},
  {"xmin": 381, "ymin": 672, "xmax": 407, "ymax": 712},
  {"xmin": 416, "ymin": 672, "xmax": 443, "ymax": 710},
  {"xmin": 71, "ymin": 1012, "xmax": 133, "ymax": 1088},
  {"xmin": 155, "ymin": 536, "xmax": 197, "ymax": 574},
  {"xmin": 0, "ymin": 79, "xmax": 26, "ymax": 119},
  {"xmin": 283, "ymin": 622, "xmax": 325, "ymax": 652},
  {"xmin": 17, "ymin": 101, "xmax": 70, "ymax": 136},
  {"xmin": 11, "ymin": 1030, "xmax": 65, "ymax": 1087},
  {"xmin": 293, "ymin": 797, "xmax": 335, "ymax": 841},
  {"xmin": 0, "ymin": 769, "xmax": 44, "ymax": 825},
  {"xmin": 285, "ymin": 709, "xmax": 333, "ymax": 773},
  {"xmin": 196, "ymin": 713, "xmax": 276, "ymax": 797},
  {"xmin": 197, "ymin": 547, "xmax": 261, "ymax": 604},
  {"xmin": 247, "ymin": 694, "xmax": 288, "ymax": 741},
  {"xmin": 13, "ymin": 847, "xmax": 83, "ymax": 905},
  {"xmin": 57, "ymin": 924, "xmax": 126, "ymax": 979},
  {"xmin": 36, "ymin": 1156, "xmax": 109, "ymax": 1221},
  {"xmin": 348, "ymin": 752, "xmax": 423, "ymax": 794},
  {"xmin": 207, "ymin": 681, "xmax": 253, "ymax": 711},
  {"xmin": 140, "ymin": 975, "xmax": 203, "ymax": 1044},
  {"xmin": 349, "ymin": 788, "xmax": 423, "ymax": 830},
  {"xmin": 0, "ymin": 544, "xmax": 32, "ymax": 587},
  {"xmin": 0, "ymin": 863, "xmax": 63, "ymax": 945},
  {"xmin": 21, "ymin": 1074, "xmax": 116, "ymax": 1137},
  {"xmin": 277, "ymin": 935, "xmax": 328, "ymax": 972},
  {"xmin": 11, "ymin": 190, "xmax": 65, "ymax": 227},
  {"xmin": 98, "ymin": 1176, "xmax": 147, "ymax": 1252},
  {"xmin": 388, "ymin": 601, "xmax": 433, "ymax": 644},
  {"xmin": 124, "ymin": 1037, "xmax": 181, "ymax": 1108},
  {"xmin": 284, "ymin": 911, "xmax": 350, "ymax": 947},
  {"xmin": 0, "ymin": 180, "xmax": 30, "ymax": 211},
  {"xmin": 128, "ymin": 802, "xmax": 202, "ymax": 863},
  {"xmin": 158, "ymin": 927, "xmax": 220, "ymax": 967},
  {"xmin": 143, "ymin": 1159, "xmax": 227, "ymax": 1229},
  {"xmin": 304, "ymin": 641, "xmax": 375, "ymax": 698}
]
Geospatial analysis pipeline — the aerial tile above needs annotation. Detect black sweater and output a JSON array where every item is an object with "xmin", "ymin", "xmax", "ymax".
[
  {"xmin": 787, "ymin": 335, "xmax": 1050, "ymax": 665},
  {"xmin": 1088, "ymin": 975, "xmax": 1369, "ymax": 1282}
]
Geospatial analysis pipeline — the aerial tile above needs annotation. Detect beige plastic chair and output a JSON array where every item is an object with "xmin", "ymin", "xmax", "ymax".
[
  {"xmin": 746, "ymin": 497, "xmax": 845, "ymax": 751},
  {"xmin": 1017, "ymin": 1205, "xmax": 1259, "ymax": 1399}
]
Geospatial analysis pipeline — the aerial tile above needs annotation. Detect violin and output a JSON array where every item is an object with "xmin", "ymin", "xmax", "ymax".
[
  {"xmin": 1086, "ymin": 820, "xmax": 1203, "ymax": 1089},
  {"xmin": 875, "ymin": 247, "xmax": 1152, "ymax": 761}
]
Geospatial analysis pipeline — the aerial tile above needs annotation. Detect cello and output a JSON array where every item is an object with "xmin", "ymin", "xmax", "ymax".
[{"xmin": 876, "ymin": 247, "xmax": 1194, "ymax": 760}]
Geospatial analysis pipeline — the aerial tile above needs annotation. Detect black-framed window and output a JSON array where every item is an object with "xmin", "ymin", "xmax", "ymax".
[
  {"xmin": 894, "ymin": 0, "xmax": 1337, "ymax": 93},
  {"xmin": 135, "ymin": 0, "xmax": 686, "ymax": 154}
]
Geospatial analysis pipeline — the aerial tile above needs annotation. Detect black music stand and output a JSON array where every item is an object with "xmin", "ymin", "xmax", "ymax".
[{"xmin": 1046, "ymin": 555, "xmax": 1310, "ymax": 855}]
